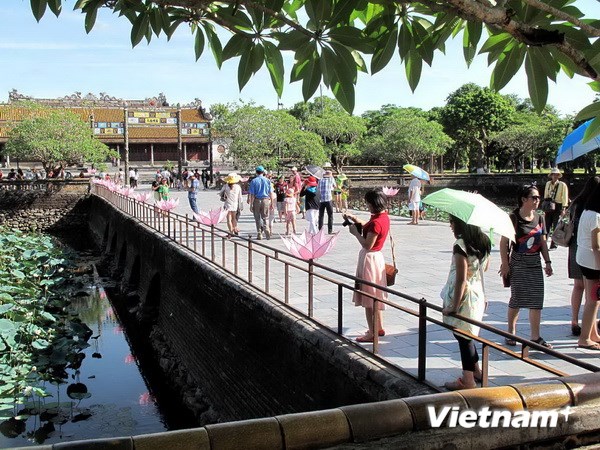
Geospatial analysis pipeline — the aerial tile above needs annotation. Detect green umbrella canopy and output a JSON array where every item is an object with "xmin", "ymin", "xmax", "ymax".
[{"xmin": 423, "ymin": 188, "xmax": 515, "ymax": 242}]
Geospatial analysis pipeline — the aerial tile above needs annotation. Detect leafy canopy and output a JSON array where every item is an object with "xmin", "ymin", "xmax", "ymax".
[
  {"xmin": 28, "ymin": 0, "xmax": 600, "ymax": 141},
  {"xmin": 5, "ymin": 107, "xmax": 117, "ymax": 171}
]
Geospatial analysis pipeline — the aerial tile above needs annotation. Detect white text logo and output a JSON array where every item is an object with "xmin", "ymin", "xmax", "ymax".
[{"xmin": 427, "ymin": 406, "xmax": 572, "ymax": 428}]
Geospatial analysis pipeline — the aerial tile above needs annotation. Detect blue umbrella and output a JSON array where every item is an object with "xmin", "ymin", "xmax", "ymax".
[{"xmin": 556, "ymin": 120, "xmax": 600, "ymax": 165}]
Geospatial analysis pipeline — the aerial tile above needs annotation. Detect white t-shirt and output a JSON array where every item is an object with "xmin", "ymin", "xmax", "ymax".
[
  {"xmin": 576, "ymin": 209, "xmax": 600, "ymax": 270},
  {"xmin": 128, "ymin": 169, "xmax": 135, "ymax": 178},
  {"xmin": 222, "ymin": 184, "xmax": 242, "ymax": 211},
  {"xmin": 408, "ymin": 178, "xmax": 422, "ymax": 203}
]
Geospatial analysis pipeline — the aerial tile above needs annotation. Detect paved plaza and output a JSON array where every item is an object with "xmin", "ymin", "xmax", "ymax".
[{"xmin": 139, "ymin": 185, "xmax": 599, "ymax": 390}]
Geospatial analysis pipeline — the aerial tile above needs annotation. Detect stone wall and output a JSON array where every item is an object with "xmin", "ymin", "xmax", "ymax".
[
  {"xmin": 0, "ymin": 180, "xmax": 90, "ymax": 231},
  {"xmin": 87, "ymin": 195, "xmax": 434, "ymax": 425}
]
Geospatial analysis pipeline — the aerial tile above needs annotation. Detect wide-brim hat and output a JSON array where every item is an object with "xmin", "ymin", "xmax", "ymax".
[
  {"xmin": 336, "ymin": 173, "xmax": 348, "ymax": 181},
  {"xmin": 306, "ymin": 176, "xmax": 318, "ymax": 187},
  {"xmin": 548, "ymin": 167, "xmax": 562, "ymax": 178},
  {"xmin": 224, "ymin": 172, "xmax": 241, "ymax": 184},
  {"xmin": 323, "ymin": 170, "xmax": 333, "ymax": 177}
]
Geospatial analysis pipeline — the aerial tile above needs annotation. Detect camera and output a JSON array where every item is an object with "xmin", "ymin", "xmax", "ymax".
[{"xmin": 342, "ymin": 216, "xmax": 352, "ymax": 227}]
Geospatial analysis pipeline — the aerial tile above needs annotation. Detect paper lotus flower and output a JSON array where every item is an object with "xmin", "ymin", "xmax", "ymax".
[
  {"xmin": 193, "ymin": 208, "xmax": 228, "ymax": 225},
  {"xmin": 88, "ymin": 169, "xmax": 97, "ymax": 174},
  {"xmin": 281, "ymin": 228, "xmax": 339, "ymax": 260},
  {"xmin": 93, "ymin": 179, "xmax": 118, "ymax": 192},
  {"xmin": 135, "ymin": 192, "xmax": 153, "ymax": 203},
  {"xmin": 118, "ymin": 187, "xmax": 136, "ymax": 197},
  {"xmin": 382, "ymin": 186, "xmax": 400, "ymax": 196},
  {"xmin": 155, "ymin": 198, "xmax": 179, "ymax": 211}
]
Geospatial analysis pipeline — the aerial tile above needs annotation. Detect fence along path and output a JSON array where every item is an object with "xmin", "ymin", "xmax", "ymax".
[{"xmin": 94, "ymin": 185, "xmax": 599, "ymax": 390}]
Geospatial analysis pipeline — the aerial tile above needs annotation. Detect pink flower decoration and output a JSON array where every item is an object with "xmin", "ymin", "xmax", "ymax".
[
  {"xmin": 382, "ymin": 186, "xmax": 399, "ymax": 196},
  {"xmin": 135, "ymin": 192, "xmax": 153, "ymax": 203},
  {"xmin": 124, "ymin": 354, "xmax": 136, "ymax": 364},
  {"xmin": 281, "ymin": 228, "xmax": 339, "ymax": 260},
  {"xmin": 193, "ymin": 208, "xmax": 228, "ymax": 225},
  {"xmin": 155, "ymin": 198, "xmax": 179, "ymax": 211},
  {"xmin": 139, "ymin": 392, "xmax": 154, "ymax": 405},
  {"xmin": 118, "ymin": 187, "xmax": 136, "ymax": 197}
]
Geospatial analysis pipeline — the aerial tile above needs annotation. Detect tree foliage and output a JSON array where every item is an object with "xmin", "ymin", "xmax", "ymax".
[
  {"xmin": 359, "ymin": 108, "xmax": 452, "ymax": 165},
  {"xmin": 439, "ymin": 83, "xmax": 515, "ymax": 169},
  {"xmin": 212, "ymin": 103, "xmax": 327, "ymax": 169},
  {"xmin": 5, "ymin": 108, "xmax": 116, "ymax": 172},
  {"xmin": 27, "ymin": 0, "xmax": 600, "ymax": 141}
]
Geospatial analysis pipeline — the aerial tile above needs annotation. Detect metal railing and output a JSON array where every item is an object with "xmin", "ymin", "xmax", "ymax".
[{"xmin": 93, "ymin": 185, "xmax": 600, "ymax": 388}]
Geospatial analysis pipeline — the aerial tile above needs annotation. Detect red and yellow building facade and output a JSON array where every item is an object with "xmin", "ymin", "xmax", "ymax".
[{"xmin": 0, "ymin": 91, "xmax": 212, "ymax": 165}]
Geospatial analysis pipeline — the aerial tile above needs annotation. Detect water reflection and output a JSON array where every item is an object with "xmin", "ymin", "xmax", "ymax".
[{"xmin": 0, "ymin": 287, "xmax": 168, "ymax": 447}]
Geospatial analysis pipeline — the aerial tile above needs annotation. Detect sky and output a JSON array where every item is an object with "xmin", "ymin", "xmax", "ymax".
[{"xmin": 0, "ymin": 0, "xmax": 598, "ymax": 116}]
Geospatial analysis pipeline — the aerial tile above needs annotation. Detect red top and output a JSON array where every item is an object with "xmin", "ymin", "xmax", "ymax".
[{"xmin": 362, "ymin": 212, "xmax": 390, "ymax": 251}]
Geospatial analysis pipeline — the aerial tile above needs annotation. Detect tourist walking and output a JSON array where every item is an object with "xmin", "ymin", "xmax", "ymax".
[
  {"xmin": 187, "ymin": 173, "xmax": 200, "ymax": 213},
  {"xmin": 344, "ymin": 189, "xmax": 390, "ymax": 342},
  {"xmin": 543, "ymin": 168, "xmax": 569, "ymax": 249},
  {"xmin": 247, "ymin": 166, "xmax": 273, "ymax": 240},
  {"xmin": 567, "ymin": 176, "xmax": 600, "ymax": 336},
  {"xmin": 157, "ymin": 178, "xmax": 170, "ymax": 200},
  {"xmin": 318, "ymin": 170, "xmax": 336, "ymax": 234},
  {"xmin": 275, "ymin": 175, "xmax": 288, "ymax": 223},
  {"xmin": 407, "ymin": 174, "xmax": 422, "ymax": 225},
  {"xmin": 575, "ymin": 182, "xmax": 600, "ymax": 350},
  {"xmin": 221, "ymin": 172, "xmax": 242, "ymax": 236},
  {"xmin": 334, "ymin": 173, "xmax": 348, "ymax": 213},
  {"xmin": 284, "ymin": 188, "xmax": 299, "ymax": 235},
  {"xmin": 300, "ymin": 176, "xmax": 320, "ymax": 234},
  {"xmin": 500, "ymin": 185, "xmax": 553, "ymax": 348},
  {"xmin": 441, "ymin": 215, "xmax": 491, "ymax": 390},
  {"xmin": 128, "ymin": 168, "xmax": 136, "ymax": 187},
  {"xmin": 201, "ymin": 169, "xmax": 209, "ymax": 190}
]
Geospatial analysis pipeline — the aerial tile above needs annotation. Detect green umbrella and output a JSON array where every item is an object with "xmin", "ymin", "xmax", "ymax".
[{"xmin": 423, "ymin": 188, "xmax": 515, "ymax": 242}]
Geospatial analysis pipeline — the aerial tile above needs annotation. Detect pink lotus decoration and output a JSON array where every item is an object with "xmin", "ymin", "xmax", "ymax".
[
  {"xmin": 88, "ymin": 169, "xmax": 97, "ymax": 174},
  {"xmin": 93, "ymin": 178, "xmax": 119, "ymax": 192},
  {"xmin": 139, "ymin": 392, "xmax": 154, "ymax": 405},
  {"xmin": 193, "ymin": 208, "xmax": 227, "ymax": 225},
  {"xmin": 156, "ymin": 198, "xmax": 179, "ymax": 211},
  {"xmin": 124, "ymin": 354, "xmax": 136, "ymax": 364},
  {"xmin": 382, "ymin": 186, "xmax": 399, "ymax": 196},
  {"xmin": 135, "ymin": 192, "xmax": 153, "ymax": 203},
  {"xmin": 118, "ymin": 187, "xmax": 136, "ymax": 197},
  {"xmin": 281, "ymin": 228, "xmax": 339, "ymax": 260}
]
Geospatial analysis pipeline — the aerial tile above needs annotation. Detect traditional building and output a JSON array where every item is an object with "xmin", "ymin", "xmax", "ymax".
[{"xmin": 0, "ymin": 90, "xmax": 213, "ymax": 167}]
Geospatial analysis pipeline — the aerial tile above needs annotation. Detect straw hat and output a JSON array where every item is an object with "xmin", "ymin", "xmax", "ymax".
[
  {"xmin": 548, "ymin": 167, "xmax": 562, "ymax": 178},
  {"xmin": 323, "ymin": 170, "xmax": 333, "ymax": 177},
  {"xmin": 291, "ymin": 166, "xmax": 298, "ymax": 172},
  {"xmin": 224, "ymin": 172, "xmax": 241, "ymax": 184}
]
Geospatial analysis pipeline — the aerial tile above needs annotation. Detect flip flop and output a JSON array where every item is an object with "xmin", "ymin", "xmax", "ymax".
[
  {"xmin": 356, "ymin": 334, "xmax": 374, "ymax": 343},
  {"xmin": 578, "ymin": 342, "xmax": 600, "ymax": 351},
  {"xmin": 505, "ymin": 337, "xmax": 517, "ymax": 346}
]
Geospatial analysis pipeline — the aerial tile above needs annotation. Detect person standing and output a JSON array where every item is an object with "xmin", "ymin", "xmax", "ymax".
[
  {"xmin": 567, "ymin": 176, "xmax": 600, "ymax": 336},
  {"xmin": 221, "ymin": 173, "xmax": 242, "ymax": 236},
  {"xmin": 343, "ymin": 189, "xmax": 390, "ymax": 342},
  {"xmin": 407, "ymin": 174, "xmax": 422, "ymax": 225},
  {"xmin": 157, "ymin": 178, "xmax": 170, "ymax": 200},
  {"xmin": 247, "ymin": 166, "xmax": 273, "ymax": 240},
  {"xmin": 318, "ymin": 170, "xmax": 336, "ymax": 234},
  {"xmin": 275, "ymin": 175, "xmax": 288, "ymax": 223},
  {"xmin": 187, "ymin": 173, "xmax": 200, "ymax": 213},
  {"xmin": 284, "ymin": 188, "xmax": 299, "ymax": 235},
  {"xmin": 544, "ymin": 167, "xmax": 569, "ymax": 249},
  {"xmin": 201, "ymin": 169, "xmax": 209, "ymax": 190},
  {"xmin": 128, "ymin": 167, "xmax": 136, "ymax": 187},
  {"xmin": 500, "ymin": 185, "xmax": 553, "ymax": 348},
  {"xmin": 575, "ymin": 182, "xmax": 600, "ymax": 350},
  {"xmin": 300, "ymin": 176, "xmax": 320, "ymax": 234},
  {"xmin": 441, "ymin": 215, "xmax": 491, "ymax": 390}
]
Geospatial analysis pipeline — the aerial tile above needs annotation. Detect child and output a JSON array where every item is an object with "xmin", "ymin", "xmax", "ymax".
[
  {"xmin": 300, "ymin": 176, "xmax": 320, "ymax": 234},
  {"xmin": 284, "ymin": 188, "xmax": 299, "ymax": 235},
  {"xmin": 275, "ymin": 175, "xmax": 288, "ymax": 222}
]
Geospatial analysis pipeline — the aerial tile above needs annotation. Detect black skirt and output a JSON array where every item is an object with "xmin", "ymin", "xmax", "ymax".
[{"xmin": 508, "ymin": 252, "xmax": 544, "ymax": 310}]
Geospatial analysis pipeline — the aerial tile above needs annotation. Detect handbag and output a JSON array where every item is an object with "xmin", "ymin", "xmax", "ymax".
[
  {"xmin": 551, "ymin": 213, "xmax": 574, "ymax": 247},
  {"xmin": 541, "ymin": 199, "xmax": 556, "ymax": 212},
  {"xmin": 385, "ymin": 233, "xmax": 398, "ymax": 286}
]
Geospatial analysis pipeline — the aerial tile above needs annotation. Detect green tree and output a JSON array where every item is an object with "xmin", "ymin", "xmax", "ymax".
[
  {"xmin": 5, "ymin": 108, "xmax": 116, "ymax": 173},
  {"xmin": 30, "ymin": 0, "xmax": 600, "ymax": 137},
  {"xmin": 439, "ymin": 83, "xmax": 515, "ymax": 170},
  {"xmin": 212, "ymin": 104, "xmax": 326, "ymax": 169},
  {"xmin": 359, "ymin": 109, "xmax": 452, "ymax": 165}
]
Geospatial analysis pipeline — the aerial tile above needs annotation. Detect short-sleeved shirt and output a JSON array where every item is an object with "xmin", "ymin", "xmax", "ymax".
[
  {"xmin": 510, "ymin": 209, "xmax": 546, "ymax": 254},
  {"xmin": 188, "ymin": 178, "xmax": 200, "ymax": 197},
  {"xmin": 362, "ymin": 212, "xmax": 390, "ymax": 252},
  {"xmin": 289, "ymin": 173, "xmax": 302, "ymax": 192},
  {"xmin": 318, "ymin": 176, "xmax": 335, "ymax": 202},
  {"xmin": 248, "ymin": 175, "xmax": 272, "ymax": 199},
  {"xmin": 544, "ymin": 180, "xmax": 569, "ymax": 206},
  {"xmin": 576, "ymin": 209, "xmax": 600, "ymax": 270},
  {"xmin": 408, "ymin": 178, "xmax": 422, "ymax": 203}
]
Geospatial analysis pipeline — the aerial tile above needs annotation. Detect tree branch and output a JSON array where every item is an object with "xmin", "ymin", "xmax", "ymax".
[{"xmin": 520, "ymin": 0, "xmax": 600, "ymax": 38}]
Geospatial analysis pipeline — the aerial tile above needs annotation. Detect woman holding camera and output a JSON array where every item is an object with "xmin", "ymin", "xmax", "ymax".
[
  {"xmin": 344, "ymin": 189, "xmax": 390, "ymax": 343},
  {"xmin": 576, "ymin": 182, "xmax": 600, "ymax": 350}
]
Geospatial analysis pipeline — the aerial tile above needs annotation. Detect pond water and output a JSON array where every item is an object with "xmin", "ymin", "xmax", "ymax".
[{"xmin": 0, "ymin": 259, "xmax": 171, "ymax": 447}]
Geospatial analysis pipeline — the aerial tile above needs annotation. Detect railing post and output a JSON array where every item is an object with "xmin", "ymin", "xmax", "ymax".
[
  {"xmin": 373, "ymin": 300, "xmax": 379, "ymax": 354},
  {"xmin": 234, "ymin": 242, "xmax": 238, "ymax": 275},
  {"xmin": 210, "ymin": 225, "xmax": 215, "ymax": 262},
  {"xmin": 308, "ymin": 259, "xmax": 314, "ymax": 318},
  {"xmin": 248, "ymin": 240, "xmax": 253, "ymax": 283},
  {"xmin": 481, "ymin": 343, "xmax": 489, "ymax": 387},
  {"xmin": 284, "ymin": 264, "xmax": 289, "ymax": 304},
  {"xmin": 222, "ymin": 237, "xmax": 226, "ymax": 267},
  {"xmin": 337, "ymin": 284, "xmax": 343, "ymax": 335},
  {"xmin": 178, "ymin": 217, "xmax": 183, "ymax": 244},
  {"xmin": 167, "ymin": 211, "xmax": 171, "ymax": 238},
  {"xmin": 193, "ymin": 223, "xmax": 197, "ymax": 253},
  {"xmin": 265, "ymin": 256, "xmax": 269, "ymax": 293},
  {"xmin": 202, "ymin": 228, "xmax": 206, "ymax": 256},
  {"xmin": 418, "ymin": 299, "xmax": 427, "ymax": 381},
  {"xmin": 185, "ymin": 214, "xmax": 189, "ymax": 248}
]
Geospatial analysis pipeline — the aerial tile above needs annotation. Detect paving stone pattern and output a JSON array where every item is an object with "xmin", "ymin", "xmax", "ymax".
[{"xmin": 136, "ymin": 186, "xmax": 599, "ymax": 390}]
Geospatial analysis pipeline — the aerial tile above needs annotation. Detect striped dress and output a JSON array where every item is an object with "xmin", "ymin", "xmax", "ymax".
[{"xmin": 508, "ymin": 210, "xmax": 547, "ymax": 310}]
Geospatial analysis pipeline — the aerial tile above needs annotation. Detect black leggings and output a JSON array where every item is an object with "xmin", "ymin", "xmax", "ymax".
[{"xmin": 455, "ymin": 334, "xmax": 479, "ymax": 371}]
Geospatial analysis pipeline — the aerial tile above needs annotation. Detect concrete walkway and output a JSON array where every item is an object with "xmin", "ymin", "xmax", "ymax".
[{"xmin": 139, "ymin": 185, "xmax": 599, "ymax": 390}]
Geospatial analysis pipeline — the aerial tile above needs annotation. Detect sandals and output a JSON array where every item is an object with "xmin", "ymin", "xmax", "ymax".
[
  {"xmin": 532, "ymin": 337, "xmax": 553, "ymax": 349},
  {"xmin": 356, "ymin": 334, "xmax": 374, "ymax": 343},
  {"xmin": 578, "ymin": 342, "xmax": 600, "ymax": 351},
  {"xmin": 571, "ymin": 324, "xmax": 581, "ymax": 336},
  {"xmin": 505, "ymin": 337, "xmax": 517, "ymax": 346},
  {"xmin": 444, "ymin": 378, "xmax": 476, "ymax": 391}
]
